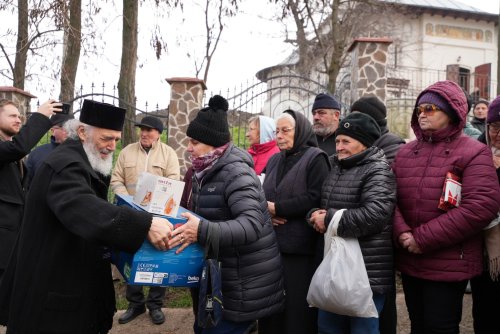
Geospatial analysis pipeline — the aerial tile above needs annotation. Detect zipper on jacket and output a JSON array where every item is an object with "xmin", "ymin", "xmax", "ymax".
[
  {"xmin": 194, "ymin": 176, "xmax": 204, "ymax": 214},
  {"xmin": 415, "ymin": 143, "xmax": 435, "ymax": 225},
  {"xmin": 143, "ymin": 147, "xmax": 150, "ymax": 172},
  {"xmin": 459, "ymin": 244, "xmax": 464, "ymax": 259}
]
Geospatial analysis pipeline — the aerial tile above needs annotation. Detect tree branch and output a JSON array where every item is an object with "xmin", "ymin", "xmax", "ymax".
[{"xmin": 0, "ymin": 43, "xmax": 14, "ymax": 74}]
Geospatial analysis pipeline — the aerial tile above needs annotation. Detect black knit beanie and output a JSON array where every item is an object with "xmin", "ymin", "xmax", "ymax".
[
  {"xmin": 312, "ymin": 93, "xmax": 341, "ymax": 111},
  {"xmin": 336, "ymin": 113, "xmax": 381, "ymax": 148},
  {"xmin": 350, "ymin": 96, "xmax": 387, "ymax": 124},
  {"xmin": 186, "ymin": 95, "xmax": 231, "ymax": 147}
]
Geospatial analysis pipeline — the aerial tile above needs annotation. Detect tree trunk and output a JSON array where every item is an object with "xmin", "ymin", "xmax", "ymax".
[
  {"xmin": 59, "ymin": 0, "xmax": 82, "ymax": 111},
  {"xmin": 118, "ymin": 0, "xmax": 138, "ymax": 146},
  {"xmin": 326, "ymin": 0, "xmax": 341, "ymax": 94},
  {"xmin": 13, "ymin": 0, "xmax": 28, "ymax": 89},
  {"xmin": 289, "ymin": 0, "xmax": 310, "ymax": 76}
]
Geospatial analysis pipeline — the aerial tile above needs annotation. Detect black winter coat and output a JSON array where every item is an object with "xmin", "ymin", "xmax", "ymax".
[
  {"xmin": 471, "ymin": 117, "xmax": 486, "ymax": 133},
  {"xmin": 192, "ymin": 144, "xmax": 285, "ymax": 322},
  {"xmin": 0, "ymin": 139, "xmax": 153, "ymax": 333},
  {"xmin": 25, "ymin": 135, "xmax": 59, "ymax": 188},
  {"xmin": 321, "ymin": 147, "xmax": 396, "ymax": 294},
  {"xmin": 0, "ymin": 113, "xmax": 52, "ymax": 271},
  {"xmin": 374, "ymin": 127, "xmax": 405, "ymax": 164},
  {"xmin": 316, "ymin": 133, "xmax": 336, "ymax": 156}
]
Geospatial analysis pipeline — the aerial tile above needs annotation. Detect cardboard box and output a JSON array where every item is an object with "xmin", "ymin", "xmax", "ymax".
[
  {"xmin": 133, "ymin": 172, "xmax": 185, "ymax": 216},
  {"xmin": 113, "ymin": 194, "xmax": 205, "ymax": 287}
]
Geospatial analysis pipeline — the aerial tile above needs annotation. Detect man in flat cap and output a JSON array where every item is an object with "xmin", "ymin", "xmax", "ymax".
[
  {"xmin": 111, "ymin": 115, "xmax": 180, "ymax": 325},
  {"xmin": 311, "ymin": 93, "xmax": 341, "ymax": 156},
  {"xmin": 0, "ymin": 100, "xmax": 173, "ymax": 333}
]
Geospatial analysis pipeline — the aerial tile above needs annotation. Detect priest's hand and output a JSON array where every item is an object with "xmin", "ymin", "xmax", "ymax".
[{"xmin": 148, "ymin": 217, "xmax": 173, "ymax": 251}]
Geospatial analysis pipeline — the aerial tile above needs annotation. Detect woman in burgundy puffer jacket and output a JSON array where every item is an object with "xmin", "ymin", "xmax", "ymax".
[{"xmin": 392, "ymin": 80, "xmax": 500, "ymax": 334}]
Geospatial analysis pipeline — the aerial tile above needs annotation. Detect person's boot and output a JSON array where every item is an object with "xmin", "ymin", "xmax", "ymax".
[
  {"xmin": 118, "ymin": 306, "xmax": 146, "ymax": 324},
  {"xmin": 149, "ymin": 308, "xmax": 166, "ymax": 325}
]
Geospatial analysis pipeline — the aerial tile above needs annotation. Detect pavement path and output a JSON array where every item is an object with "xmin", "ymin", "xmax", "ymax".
[{"xmin": 0, "ymin": 293, "xmax": 473, "ymax": 333}]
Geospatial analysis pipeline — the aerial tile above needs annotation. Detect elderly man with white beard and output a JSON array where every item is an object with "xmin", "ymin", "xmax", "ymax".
[{"xmin": 0, "ymin": 99, "xmax": 173, "ymax": 333}]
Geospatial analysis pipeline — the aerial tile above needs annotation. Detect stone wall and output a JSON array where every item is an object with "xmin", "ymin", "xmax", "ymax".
[
  {"xmin": 348, "ymin": 37, "xmax": 393, "ymax": 103},
  {"xmin": 0, "ymin": 87, "xmax": 37, "ymax": 121},
  {"xmin": 166, "ymin": 77, "xmax": 206, "ymax": 176}
]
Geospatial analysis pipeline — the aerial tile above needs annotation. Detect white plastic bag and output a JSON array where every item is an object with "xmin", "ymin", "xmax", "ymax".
[{"xmin": 307, "ymin": 209, "xmax": 378, "ymax": 318}]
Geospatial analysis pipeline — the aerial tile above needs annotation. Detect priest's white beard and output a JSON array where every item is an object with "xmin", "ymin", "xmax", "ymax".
[{"xmin": 83, "ymin": 139, "xmax": 113, "ymax": 176}]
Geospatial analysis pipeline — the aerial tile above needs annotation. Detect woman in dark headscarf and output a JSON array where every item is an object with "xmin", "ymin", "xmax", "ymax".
[{"xmin": 259, "ymin": 109, "xmax": 330, "ymax": 334}]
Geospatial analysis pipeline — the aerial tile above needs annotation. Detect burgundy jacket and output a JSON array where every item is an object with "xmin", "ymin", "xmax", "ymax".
[
  {"xmin": 392, "ymin": 81, "xmax": 500, "ymax": 281},
  {"xmin": 247, "ymin": 140, "xmax": 280, "ymax": 175}
]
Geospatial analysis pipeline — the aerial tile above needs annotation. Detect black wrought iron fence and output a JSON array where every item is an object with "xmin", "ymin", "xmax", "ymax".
[
  {"xmin": 205, "ymin": 73, "xmax": 332, "ymax": 148},
  {"xmin": 32, "ymin": 83, "xmax": 170, "ymax": 144}
]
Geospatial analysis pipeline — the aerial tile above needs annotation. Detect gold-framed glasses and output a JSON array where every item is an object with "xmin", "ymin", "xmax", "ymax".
[
  {"xmin": 414, "ymin": 104, "xmax": 441, "ymax": 117},
  {"xmin": 275, "ymin": 127, "xmax": 295, "ymax": 135}
]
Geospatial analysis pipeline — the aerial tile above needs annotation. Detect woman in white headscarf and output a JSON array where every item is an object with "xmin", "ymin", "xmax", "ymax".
[{"xmin": 246, "ymin": 115, "xmax": 280, "ymax": 175}]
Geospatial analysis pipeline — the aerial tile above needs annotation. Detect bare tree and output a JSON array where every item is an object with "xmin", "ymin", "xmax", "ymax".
[
  {"xmin": 118, "ymin": 0, "xmax": 139, "ymax": 146},
  {"xmin": 275, "ymin": 0, "xmax": 398, "ymax": 93},
  {"xmin": 13, "ymin": 0, "xmax": 29, "ymax": 89},
  {"xmin": 188, "ymin": 0, "xmax": 239, "ymax": 84},
  {"xmin": 8, "ymin": 1, "xmax": 63, "ymax": 89},
  {"xmin": 0, "ymin": 1, "xmax": 103, "ymax": 94},
  {"xmin": 59, "ymin": 0, "xmax": 82, "ymax": 110}
]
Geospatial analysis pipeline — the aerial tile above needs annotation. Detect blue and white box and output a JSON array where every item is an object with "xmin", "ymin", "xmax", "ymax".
[{"xmin": 113, "ymin": 194, "xmax": 205, "ymax": 287}]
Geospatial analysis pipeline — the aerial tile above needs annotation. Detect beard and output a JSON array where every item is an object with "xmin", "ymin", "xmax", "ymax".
[
  {"xmin": 313, "ymin": 123, "xmax": 336, "ymax": 137},
  {"xmin": 83, "ymin": 140, "xmax": 114, "ymax": 176},
  {"xmin": 0, "ymin": 125, "xmax": 20, "ymax": 138}
]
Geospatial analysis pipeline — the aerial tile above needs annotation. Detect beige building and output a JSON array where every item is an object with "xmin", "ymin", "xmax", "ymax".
[{"xmin": 256, "ymin": 0, "xmax": 498, "ymax": 138}]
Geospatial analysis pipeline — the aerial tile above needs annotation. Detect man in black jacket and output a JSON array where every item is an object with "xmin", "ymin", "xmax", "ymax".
[
  {"xmin": 351, "ymin": 96, "xmax": 405, "ymax": 164},
  {"xmin": 0, "ymin": 99, "xmax": 173, "ymax": 333},
  {"xmin": 312, "ymin": 93, "xmax": 341, "ymax": 156},
  {"xmin": 25, "ymin": 112, "xmax": 73, "ymax": 188},
  {"xmin": 0, "ymin": 98, "xmax": 58, "ymax": 281}
]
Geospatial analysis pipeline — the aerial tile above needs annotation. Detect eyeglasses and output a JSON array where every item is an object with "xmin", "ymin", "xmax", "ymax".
[
  {"xmin": 414, "ymin": 104, "xmax": 442, "ymax": 117},
  {"xmin": 275, "ymin": 127, "xmax": 295, "ymax": 135},
  {"xmin": 488, "ymin": 123, "xmax": 500, "ymax": 133}
]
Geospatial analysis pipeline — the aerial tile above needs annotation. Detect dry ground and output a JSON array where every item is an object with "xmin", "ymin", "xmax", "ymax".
[{"xmin": 0, "ymin": 292, "xmax": 473, "ymax": 334}]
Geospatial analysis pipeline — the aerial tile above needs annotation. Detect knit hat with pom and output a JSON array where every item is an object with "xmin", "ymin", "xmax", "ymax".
[{"xmin": 187, "ymin": 95, "xmax": 231, "ymax": 147}]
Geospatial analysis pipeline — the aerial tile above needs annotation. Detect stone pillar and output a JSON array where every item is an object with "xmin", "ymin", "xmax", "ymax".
[
  {"xmin": 348, "ymin": 37, "xmax": 393, "ymax": 103},
  {"xmin": 0, "ymin": 86, "xmax": 37, "ymax": 121},
  {"xmin": 166, "ymin": 77, "xmax": 206, "ymax": 177}
]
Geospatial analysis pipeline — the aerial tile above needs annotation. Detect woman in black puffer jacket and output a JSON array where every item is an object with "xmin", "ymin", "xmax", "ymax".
[
  {"xmin": 309, "ymin": 112, "xmax": 396, "ymax": 334},
  {"xmin": 170, "ymin": 96, "xmax": 285, "ymax": 334}
]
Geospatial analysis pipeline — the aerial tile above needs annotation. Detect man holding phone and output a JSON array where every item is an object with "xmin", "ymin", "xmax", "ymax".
[{"xmin": 0, "ymin": 98, "xmax": 60, "ymax": 280}]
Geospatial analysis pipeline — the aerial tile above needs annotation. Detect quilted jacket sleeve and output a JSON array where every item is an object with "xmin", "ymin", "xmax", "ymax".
[
  {"xmin": 337, "ymin": 163, "xmax": 397, "ymax": 238},
  {"xmin": 392, "ymin": 205, "xmax": 412, "ymax": 246},
  {"xmin": 413, "ymin": 145, "xmax": 500, "ymax": 253},
  {"xmin": 197, "ymin": 163, "xmax": 268, "ymax": 248}
]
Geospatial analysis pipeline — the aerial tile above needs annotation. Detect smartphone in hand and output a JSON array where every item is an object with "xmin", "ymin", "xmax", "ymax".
[{"xmin": 60, "ymin": 102, "xmax": 71, "ymax": 114}]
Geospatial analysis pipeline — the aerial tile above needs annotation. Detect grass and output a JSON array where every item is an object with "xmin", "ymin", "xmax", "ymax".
[{"xmin": 114, "ymin": 280, "xmax": 193, "ymax": 309}]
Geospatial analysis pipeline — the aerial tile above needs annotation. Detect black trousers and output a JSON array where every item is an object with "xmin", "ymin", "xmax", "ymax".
[
  {"xmin": 379, "ymin": 280, "xmax": 397, "ymax": 334},
  {"xmin": 258, "ymin": 253, "xmax": 318, "ymax": 334},
  {"xmin": 125, "ymin": 284, "xmax": 165, "ymax": 310},
  {"xmin": 470, "ymin": 270, "xmax": 500, "ymax": 334},
  {"xmin": 401, "ymin": 274, "xmax": 467, "ymax": 334}
]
